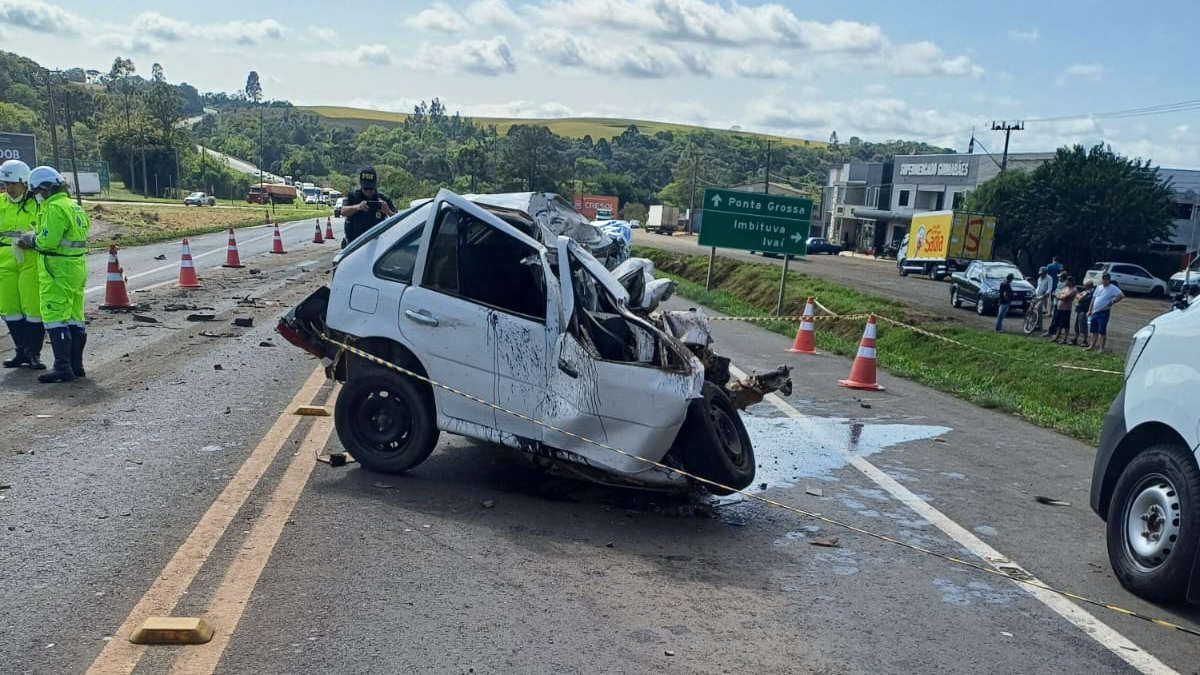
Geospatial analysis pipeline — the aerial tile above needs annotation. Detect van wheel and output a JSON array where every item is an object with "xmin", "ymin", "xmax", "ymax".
[
  {"xmin": 1106, "ymin": 444, "xmax": 1200, "ymax": 601},
  {"xmin": 334, "ymin": 366, "xmax": 438, "ymax": 474},
  {"xmin": 898, "ymin": 265, "xmax": 908, "ymax": 277},
  {"xmin": 677, "ymin": 383, "xmax": 755, "ymax": 495}
]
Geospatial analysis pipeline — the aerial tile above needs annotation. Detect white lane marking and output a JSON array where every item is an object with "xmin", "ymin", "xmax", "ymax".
[
  {"xmin": 730, "ymin": 365, "xmax": 1177, "ymax": 675},
  {"xmin": 84, "ymin": 220, "xmax": 311, "ymax": 295}
]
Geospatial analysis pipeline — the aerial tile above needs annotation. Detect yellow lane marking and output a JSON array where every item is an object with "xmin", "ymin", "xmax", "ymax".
[
  {"xmin": 84, "ymin": 366, "xmax": 328, "ymax": 675},
  {"xmin": 170, "ymin": 388, "xmax": 338, "ymax": 675}
]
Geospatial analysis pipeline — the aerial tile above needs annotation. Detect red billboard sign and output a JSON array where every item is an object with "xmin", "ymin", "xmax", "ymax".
[{"xmin": 573, "ymin": 194, "xmax": 619, "ymax": 219}]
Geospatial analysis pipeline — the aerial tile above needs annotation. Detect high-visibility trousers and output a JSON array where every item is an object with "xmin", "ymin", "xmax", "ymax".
[
  {"xmin": 0, "ymin": 246, "xmax": 40, "ymax": 321},
  {"xmin": 39, "ymin": 254, "xmax": 86, "ymax": 328}
]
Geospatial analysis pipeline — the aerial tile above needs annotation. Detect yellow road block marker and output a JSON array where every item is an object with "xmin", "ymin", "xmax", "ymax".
[
  {"xmin": 129, "ymin": 617, "xmax": 213, "ymax": 645},
  {"xmin": 294, "ymin": 405, "xmax": 330, "ymax": 416}
]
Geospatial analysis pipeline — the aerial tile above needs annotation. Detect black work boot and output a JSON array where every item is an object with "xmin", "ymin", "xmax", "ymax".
[
  {"xmin": 69, "ymin": 326, "xmax": 87, "ymax": 378},
  {"xmin": 38, "ymin": 327, "xmax": 75, "ymax": 383},
  {"xmin": 25, "ymin": 323, "xmax": 45, "ymax": 370},
  {"xmin": 3, "ymin": 319, "xmax": 29, "ymax": 368}
]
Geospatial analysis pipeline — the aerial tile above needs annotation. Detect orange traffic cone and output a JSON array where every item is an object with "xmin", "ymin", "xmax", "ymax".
[
  {"xmin": 222, "ymin": 229, "xmax": 244, "ymax": 268},
  {"xmin": 787, "ymin": 297, "xmax": 820, "ymax": 355},
  {"xmin": 270, "ymin": 224, "xmax": 286, "ymax": 254},
  {"xmin": 838, "ymin": 315, "xmax": 884, "ymax": 391},
  {"xmin": 99, "ymin": 245, "xmax": 133, "ymax": 309},
  {"xmin": 313, "ymin": 219, "xmax": 324, "ymax": 244},
  {"xmin": 325, "ymin": 217, "xmax": 334, "ymax": 241},
  {"xmin": 177, "ymin": 239, "xmax": 202, "ymax": 288}
]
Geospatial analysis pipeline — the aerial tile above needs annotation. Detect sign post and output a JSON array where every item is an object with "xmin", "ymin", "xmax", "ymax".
[
  {"xmin": 698, "ymin": 188, "xmax": 813, "ymax": 314},
  {"xmin": 0, "ymin": 132, "xmax": 38, "ymax": 166}
]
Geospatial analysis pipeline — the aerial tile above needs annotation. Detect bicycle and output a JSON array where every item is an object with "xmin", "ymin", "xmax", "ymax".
[{"xmin": 1023, "ymin": 293, "xmax": 1049, "ymax": 335}]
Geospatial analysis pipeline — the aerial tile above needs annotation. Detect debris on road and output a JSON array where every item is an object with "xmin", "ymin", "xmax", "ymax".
[
  {"xmin": 233, "ymin": 317, "xmax": 254, "ymax": 328},
  {"xmin": 153, "ymin": 254, "xmax": 166, "ymax": 260},
  {"xmin": 860, "ymin": 402, "xmax": 872, "ymax": 409},
  {"xmin": 163, "ymin": 303, "xmax": 206, "ymax": 312},
  {"xmin": 186, "ymin": 313, "xmax": 216, "ymax": 322},
  {"xmin": 198, "ymin": 331, "xmax": 234, "ymax": 338},
  {"xmin": 258, "ymin": 340, "xmax": 276, "ymax": 347},
  {"xmin": 0, "ymin": 484, "xmax": 11, "ymax": 490},
  {"xmin": 1034, "ymin": 496, "xmax": 1071, "ymax": 507},
  {"xmin": 726, "ymin": 365, "xmax": 794, "ymax": 410},
  {"xmin": 248, "ymin": 269, "xmax": 261, "ymax": 275},
  {"xmin": 481, "ymin": 500, "xmax": 496, "ymax": 509},
  {"xmin": 933, "ymin": 437, "xmax": 947, "ymax": 443},
  {"xmin": 805, "ymin": 487, "xmax": 824, "ymax": 497},
  {"xmin": 132, "ymin": 314, "xmax": 158, "ymax": 323},
  {"xmin": 374, "ymin": 482, "xmax": 393, "ymax": 489},
  {"xmin": 664, "ymin": 650, "xmax": 675, "ymax": 657},
  {"xmin": 213, "ymin": 364, "xmax": 223, "ymax": 371},
  {"xmin": 809, "ymin": 536, "xmax": 841, "ymax": 547}
]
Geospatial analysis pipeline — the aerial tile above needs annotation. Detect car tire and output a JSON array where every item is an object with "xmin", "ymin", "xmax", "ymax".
[
  {"xmin": 976, "ymin": 297, "xmax": 988, "ymax": 315},
  {"xmin": 899, "ymin": 265, "xmax": 908, "ymax": 277},
  {"xmin": 1151, "ymin": 285, "xmax": 1166, "ymax": 298},
  {"xmin": 677, "ymin": 383, "xmax": 755, "ymax": 495},
  {"xmin": 1106, "ymin": 443, "xmax": 1200, "ymax": 602},
  {"xmin": 334, "ymin": 365, "xmax": 439, "ymax": 474},
  {"xmin": 951, "ymin": 288, "xmax": 961, "ymax": 308}
]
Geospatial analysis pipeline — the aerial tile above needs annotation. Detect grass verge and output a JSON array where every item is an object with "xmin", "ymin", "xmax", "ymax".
[
  {"xmin": 87, "ymin": 203, "xmax": 332, "ymax": 249},
  {"xmin": 635, "ymin": 246, "xmax": 1126, "ymax": 445}
]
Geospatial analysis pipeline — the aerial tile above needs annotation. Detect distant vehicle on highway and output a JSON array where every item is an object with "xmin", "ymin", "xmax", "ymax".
[
  {"xmin": 1169, "ymin": 257, "xmax": 1200, "ymax": 295},
  {"xmin": 333, "ymin": 197, "xmax": 345, "ymax": 217},
  {"xmin": 246, "ymin": 184, "xmax": 297, "ymax": 205},
  {"xmin": 805, "ymin": 237, "xmax": 842, "ymax": 255},
  {"xmin": 1091, "ymin": 289, "xmax": 1198, "ymax": 602},
  {"xmin": 949, "ymin": 261, "xmax": 1034, "ymax": 315},
  {"xmin": 183, "ymin": 191, "xmax": 215, "ymax": 207},
  {"xmin": 897, "ymin": 210, "xmax": 997, "ymax": 280},
  {"xmin": 1083, "ymin": 262, "xmax": 1168, "ymax": 297}
]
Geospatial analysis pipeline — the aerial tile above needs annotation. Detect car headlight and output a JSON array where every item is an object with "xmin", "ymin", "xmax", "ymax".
[{"xmin": 1124, "ymin": 325, "xmax": 1154, "ymax": 379}]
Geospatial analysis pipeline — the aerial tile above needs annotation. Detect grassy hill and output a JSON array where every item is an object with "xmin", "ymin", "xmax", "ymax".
[{"xmin": 300, "ymin": 105, "xmax": 828, "ymax": 148}]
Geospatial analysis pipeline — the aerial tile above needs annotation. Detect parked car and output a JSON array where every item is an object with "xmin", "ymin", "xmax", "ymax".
[
  {"xmin": 1090, "ymin": 291, "xmax": 1199, "ymax": 602},
  {"xmin": 183, "ymin": 191, "xmax": 215, "ymax": 207},
  {"xmin": 949, "ymin": 261, "xmax": 1034, "ymax": 315},
  {"xmin": 805, "ymin": 237, "xmax": 842, "ymax": 255},
  {"xmin": 1168, "ymin": 257, "xmax": 1200, "ymax": 295},
  {"xmin": 1083, "ymin": 262, "xmax": 1168, "ymax": 297},
  {"xmin": 333, "ymin": 197, "xmax": 345, "ymax": 218},
  {"xmin": 277, "ymin": 189, "xmax": 792, "ymax": 494}
]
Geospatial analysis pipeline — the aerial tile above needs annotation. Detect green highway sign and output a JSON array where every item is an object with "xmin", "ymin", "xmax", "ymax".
[{"xmin": 698, "ymin": 188, "xmax": 813, "ymax": 256}]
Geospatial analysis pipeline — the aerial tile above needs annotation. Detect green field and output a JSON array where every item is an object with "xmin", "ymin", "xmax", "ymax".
[{"xmin": 300, "ymin": 105, "xmax": 827, "ymax": 148}]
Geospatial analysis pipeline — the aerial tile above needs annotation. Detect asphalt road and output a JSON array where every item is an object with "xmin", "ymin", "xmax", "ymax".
[
  {"xmin": 632, "ymin": 230, "xmax": 1174, "ymax": 352},
  {"xmin": 3, "ymin": 230, "xmax": 1199, "ymax": 674}
]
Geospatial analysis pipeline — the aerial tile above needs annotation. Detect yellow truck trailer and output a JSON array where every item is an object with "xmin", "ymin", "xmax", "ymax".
[{"xmin": 897, "ymin": 210, "xmax": 996, "ymax": 280}]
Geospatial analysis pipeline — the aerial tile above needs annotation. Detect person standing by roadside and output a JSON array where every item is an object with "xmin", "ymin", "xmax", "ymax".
[
  {"xmin": 995, "ymin": 273, "xmax": 1014, "ymax": 332},
  {"xmin": 1087, "ymin": 272, "xmax": 1124, "ymax": 353},
  {"xmin": 18, "ymin": 167, "xmax": 89, "ymax": 383},
  {"xmin": 1045, "ymin": 256, "xmax": 1063, "ymax": 292},
  {"xmin": 340, "ymin": 167, "xmax": 396, "ymax": 246},
  {"xmin": 1033, "ymin": 267, "xmax": 1052, "ymax": 330},
  {"xmin": 1050, "ymin": 277, "xmax": 1077, "ymax": 343},
  {"xmin": 1071, "ymin": 280, "xmax": 1094, "ymax": 347},
  {"xmin": 0, "ymin": 160, "xmax": 44, "ymax": 370}
]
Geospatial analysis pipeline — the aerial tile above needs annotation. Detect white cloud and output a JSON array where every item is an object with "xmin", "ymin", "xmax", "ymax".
[
  {"xmin": 882, "ymin": 41, "xmax": 984, "ymax": 78},
  {"xmin": 417, "ymin": 37, "xmax": 517, "ymax": 75},
  {"xmin": 0, "ymin": 0, "xmax": 85, "ymax": 34},
  {"xmin": 709, "ymin": 52, "xmax": 797, "ymax": 79},
  {"xmin": 1008, "ymin": 28, "xmax": 1039, "ymax": 43},
  {"xmin": 744, "ymin": 95, "xmax": 978, "ymax": 147},
  {"xmin": 526, "ymin": 28, "xmax": 705, "ymax": 78},
  {"xmin": 319, "ymin": 44, "xmax": 395, "ymax": 67},
  {"xmin": 865, "ymin": 84, "xmax": 891, "ymax": 96},
  {"xmin": 93, "ymin": 32, "xmax": 163, "ymax": 55},
  {"xmin": 214, "ymin": 19, "xmax": 286, "ymax": 45},
  {"xmin": 406, "ymin": 3, "xmax": 468, "ymax": 32},
  {"xmin": 310, "ymin": 26, "xmax": 337, "ymax": 43},
  {"xmin": 132, "ymin": 12, "xmax": 187, "ymax": 42},
  {"xmin": 1057, "ymin": 63, "xmax": 1104, "ymax": 86},
  {"xmin": 466, "ymin": 0, "xmax": 524, "ymax": 29}
]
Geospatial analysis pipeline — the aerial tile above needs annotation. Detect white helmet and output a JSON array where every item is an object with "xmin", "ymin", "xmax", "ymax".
[
  {"xmin": 0, "ymin": 160, "xmax": 30, "ymax": 184},
  {"xmin": 27, "ymin": 166, "xmax": 65, "ymax": 190}
]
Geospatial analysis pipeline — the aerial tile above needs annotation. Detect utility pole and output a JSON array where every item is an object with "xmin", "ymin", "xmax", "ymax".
[
  {"xmin": 686, "ymin": 153, "xmax": 698, "ymax": 234},
  {"xmin": 764, "ymin": 139, "xmax": 772, "ymax": 194},
  {"xmin": 44, "ymin": 70, "xmax": 61, "ymax": 168},
  {"xmin": 62, "ymin": 85, "xmax": 82, "ymax": 206},
  {"xmin": 990, "ymin": 121, "xmax": 1024, "ymax": 171}
]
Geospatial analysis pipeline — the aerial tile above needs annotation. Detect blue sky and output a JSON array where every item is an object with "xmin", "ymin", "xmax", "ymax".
[{"xmin": 4, "ymin": 0, "xmax": 1198, "ymax": 167}]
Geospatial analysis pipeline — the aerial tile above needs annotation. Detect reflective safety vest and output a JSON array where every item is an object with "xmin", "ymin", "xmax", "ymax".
[
  {"xmin": 0, "ymin": 194, "xmax": 39, "ymax": 247},
  {"xmin": 34, "ymin": 192, "xmax": 89, "ymax": 257}
]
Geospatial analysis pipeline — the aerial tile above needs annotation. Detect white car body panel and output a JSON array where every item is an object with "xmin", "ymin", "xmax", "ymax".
[{"xmin": 1121, "ymin": 303, "xmax": 1200, "ymax": 453}]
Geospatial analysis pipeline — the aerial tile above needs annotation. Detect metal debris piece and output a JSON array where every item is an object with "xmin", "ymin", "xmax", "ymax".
[
  {"xmin": 808, "ymin": 536, "xmax": 840, "ymax": 548},
  {"xmin": 726, "ymin": 364, "xmax": 794, "ymax": 410},
  {"xmin": 153, "ymin": 254, "xmax": 167, "ymax": 260},
  {"xmin": 259, "ymin": 340, "xmax": 276, "ymax": 347},
  {"xmin": 805, "ymin": 487, "xmax": 823, "ymax": 497},
  {"xmin": 132, "ymin": 314, "xmax": 158, "ymax": 323},
  {"xmin": 233, "ymin": 317, "xmax": 254, "ymax": 328},
  {"xmin": 1034, "ymin": 496, "xmax": 1071, "ymax": 507},
  {"xmin": 186, "ymin": 313, "xmax": 216, "ymax": 322}
]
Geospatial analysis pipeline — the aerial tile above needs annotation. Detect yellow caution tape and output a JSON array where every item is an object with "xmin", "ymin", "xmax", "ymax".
[{"xmin": 318, "ymin": 332, "xmax": 1196, "ymax": 638}]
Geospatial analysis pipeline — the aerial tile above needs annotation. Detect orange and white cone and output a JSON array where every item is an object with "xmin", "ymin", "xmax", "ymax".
[
  {"xmin": 325, "ymin": 217, "xmax": 334, "ymax": 241},
  {"xmin": 838, "ymin": 315, "xmax": 884, "ymax": 391},
  {"xmin": 313, "ymin": 219, "xmax": 325, "ymax": 244},
  {"xmin": 222, "ymin": 229, "xmax": 244, "ymax": 268},
  {"xmin": 271, "ymin": 224, "xmax": 286, "ymax": 254},
  {"xmin": 99, "ymin": 245, "xmax": 133, "ymax": 309},
  {"xmin": 787, "ymin": 297, "xmax": 819, "ymax": 355},
  {"xmin": 177, "ymin": 239, "xmax": 202, "ymax": 288}
]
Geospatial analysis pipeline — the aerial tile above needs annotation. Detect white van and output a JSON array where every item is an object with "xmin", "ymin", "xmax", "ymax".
[
  {"xmin": 1090, "ymin": 293, "xmax": 1200, "ymax": 601},
  {"xmin": 1169, "ymin": 257, "xmax": 1200, "ymax": 295}
]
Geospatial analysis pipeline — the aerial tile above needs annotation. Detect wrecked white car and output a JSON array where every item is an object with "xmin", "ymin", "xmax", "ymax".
[{"xmin": 279, "ymin": 189, "xmax": 791, "ymax": 493}]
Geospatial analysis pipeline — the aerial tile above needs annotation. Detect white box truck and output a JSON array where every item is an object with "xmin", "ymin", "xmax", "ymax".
[{"xmin": 647, "ymin": 205, "xmax": 679, "ymax": 235}]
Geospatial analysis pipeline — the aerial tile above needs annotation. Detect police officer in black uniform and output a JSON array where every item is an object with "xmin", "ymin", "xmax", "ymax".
[{"xmin": 341, "ymin": 167, "xmax": 396, "ymax": 245}]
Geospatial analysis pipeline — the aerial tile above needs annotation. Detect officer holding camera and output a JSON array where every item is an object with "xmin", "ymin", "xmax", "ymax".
[{"xmin": 340, "ymin": 167, "xmax": 396, "ymax": 245}]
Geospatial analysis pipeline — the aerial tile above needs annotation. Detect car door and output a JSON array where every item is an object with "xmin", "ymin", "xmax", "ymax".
[
  {"xmin": 961, "ymin": 264, "xmax": 980, "ymax": 302},
  {"xmin": 1113, "ymin": 265, "xmax": 1147, "ymax": 293}
]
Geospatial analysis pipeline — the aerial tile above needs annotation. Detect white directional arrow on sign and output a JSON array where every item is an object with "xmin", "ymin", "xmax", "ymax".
[
  {"xmin": 791, "ymin": 231, "xmax": 804, "ymax": 243},
  {"xmin": 710, "ymin": 194, "xmax": 723, "ymax": 207}
]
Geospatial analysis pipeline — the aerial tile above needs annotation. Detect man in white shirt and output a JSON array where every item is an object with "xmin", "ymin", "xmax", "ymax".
[
  {"xmin": 1033, "ymin": 267, "xmax": 1053, "ymax": 330},
  {"xmin": 1087, "ymin": 272, "xmax": 1125, "ymax": 353}
]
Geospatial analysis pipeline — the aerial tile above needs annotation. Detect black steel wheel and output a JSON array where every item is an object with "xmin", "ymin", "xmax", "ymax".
[
  {"xmin": 676, "ymin": 383, "xmax": 755, "ymax": 495},
  {"xmin": 334, "ymin": 366, "xmax": 438, "ymax": 473}
]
